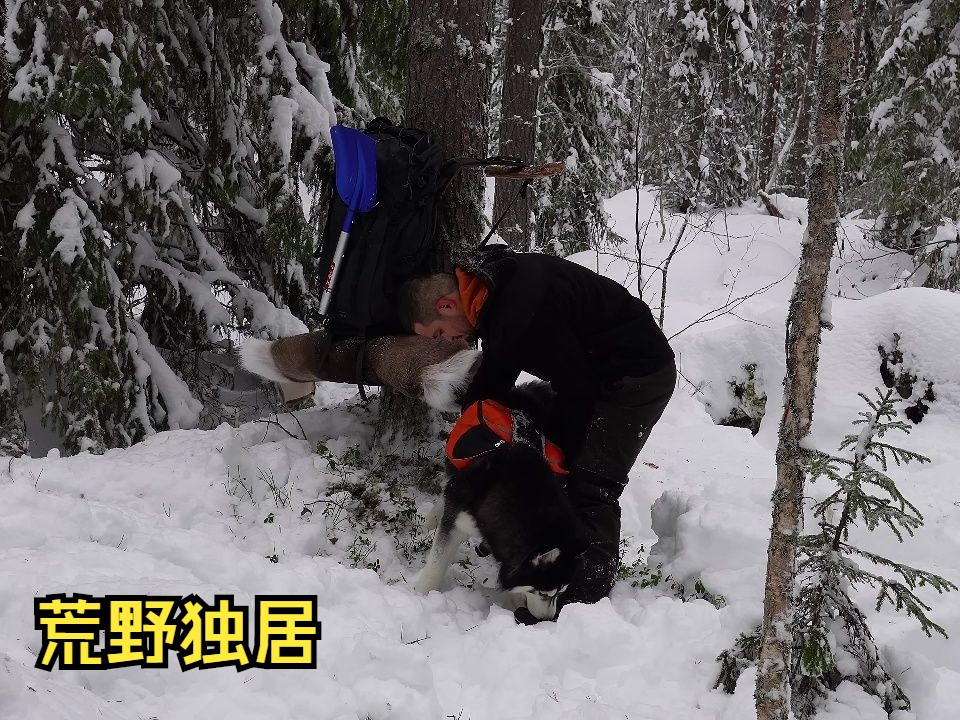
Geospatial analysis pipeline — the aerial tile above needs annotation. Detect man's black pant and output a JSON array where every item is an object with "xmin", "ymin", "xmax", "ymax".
[{"xmin": 563, "ymin": 359, "xmax": 677, "ymax": 605}]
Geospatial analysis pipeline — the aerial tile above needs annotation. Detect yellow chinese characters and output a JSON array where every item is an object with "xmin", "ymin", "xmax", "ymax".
[
  {"xmin": 106, "ymin": 597, "xmax": 178, "ymax": 667},
  {"xmin": 35, "ymin": 593, "xmax": 320, "ymax": 671},
  {"xmin": 35, "ymin": 595, "xmax": 103, "ymax": 669},
  {"xmin": 253, "ymin": 597, "xmax": 321, "ymax": 667}
]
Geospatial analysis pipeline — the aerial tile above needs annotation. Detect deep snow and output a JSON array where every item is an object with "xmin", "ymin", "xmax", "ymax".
[{"xmin": 2, "ymin": 191, "xmax": 959, "ymax": 719}]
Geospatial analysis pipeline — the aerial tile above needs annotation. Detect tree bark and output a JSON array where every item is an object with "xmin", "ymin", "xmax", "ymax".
[
  {"xmin": 405, "ymin": 0, "xmax": 495, "ymax": 256},
  {"xmin": 758, "ymin": 2, "xmax": 790, "ymax": 187},
  {"xmin": 755, "ymin": 0, "xmax": 853, "ymax": 718},
  {"xmin": 785, "ymin": 0, "xmax": 822, "ymax": 191},
  {"xmin": 492, "ymin": 0, "xmax": 545, "ymax": 250},
  {"xmin": 377, "ymin": 0, "xmax": 495, "ymax": 448}
]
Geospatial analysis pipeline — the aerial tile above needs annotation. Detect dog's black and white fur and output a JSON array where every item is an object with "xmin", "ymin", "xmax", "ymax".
[
  {"xmin": 238, "ymin": 335, "xmax": 584, "ymax": 620},
  {"xmin": 415, "ymin": 386, "xmax": 586, "ymax": 620}
]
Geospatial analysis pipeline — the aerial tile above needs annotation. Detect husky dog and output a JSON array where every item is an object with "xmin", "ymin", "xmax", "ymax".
[
  {"xmin": 240, "ymin": 333, "xmax": 583, "ymax": 619},
  {"xmin": 415, "ymin": 393, "xmax": 586, "ymax": 621}
]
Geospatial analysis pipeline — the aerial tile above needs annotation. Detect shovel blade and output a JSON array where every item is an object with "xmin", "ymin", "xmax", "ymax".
[{"xmin": 331, "ymin": 125, "xmax": 378, "ymax": 213}]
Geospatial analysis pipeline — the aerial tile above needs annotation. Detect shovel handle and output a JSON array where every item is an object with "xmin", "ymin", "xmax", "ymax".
[{"xmin": 319, "ymin": 228, "xmax": 351, "ymax": 316}]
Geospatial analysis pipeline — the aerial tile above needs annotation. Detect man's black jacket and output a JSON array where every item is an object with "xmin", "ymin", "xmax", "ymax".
[{"xmin": 460, "ymin": 248, "xmax": 675, "ymax": 459}]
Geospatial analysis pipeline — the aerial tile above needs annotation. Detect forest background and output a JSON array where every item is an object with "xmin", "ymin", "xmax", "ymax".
[{"xmin": 3, "ymin": 0, "xmax": 958, "ymax": 456}]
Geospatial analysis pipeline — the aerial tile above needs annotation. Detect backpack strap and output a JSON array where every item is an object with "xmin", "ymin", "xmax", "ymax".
[
  {"xmin": 479, "ymin": 178, "xmax": 532, "ymax": 249},
  {"xmin": 354, "ymin": 332, "xmax": 368, "ymax": 402},
  {"xmin": 437, "ymin": 155, "xmax": 529, "ymax": 249}
]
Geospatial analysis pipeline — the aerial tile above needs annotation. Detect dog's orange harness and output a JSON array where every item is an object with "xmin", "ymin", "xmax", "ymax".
[{"xmin": 445, "ymin": 399, "xmax": 568, "ymax": 475}]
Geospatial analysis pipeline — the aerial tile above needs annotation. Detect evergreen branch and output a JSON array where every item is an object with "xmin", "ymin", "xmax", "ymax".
[
  {"xmin": 844, "ymin": 545, "xmax": 957, "ymax": 592},
  {"xmin": 869, "ymin": 441, "xmax": 930, "ymax": 467},
  {"xmin": 875, "ymin": 579, "xmax": 950, "ymax": 639},
  {"xmin": 838, "ymin": 545, "xmax": 956, "ymax": 638}
]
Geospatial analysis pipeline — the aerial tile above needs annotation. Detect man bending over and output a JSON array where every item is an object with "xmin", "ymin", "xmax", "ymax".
[{"xmin": 398, "ymin": 247, "xmax": 676, "ymax": 617}]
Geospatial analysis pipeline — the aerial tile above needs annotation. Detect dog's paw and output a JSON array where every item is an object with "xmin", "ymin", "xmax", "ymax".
[{"xmin": 413, "ymin": 575, "xmax": 441, "ymax": 595}]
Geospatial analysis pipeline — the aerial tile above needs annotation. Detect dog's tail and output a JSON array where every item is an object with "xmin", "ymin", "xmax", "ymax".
[{"xmin": 240, "ymin": 332, "xmax": 479, "ymax": 411}]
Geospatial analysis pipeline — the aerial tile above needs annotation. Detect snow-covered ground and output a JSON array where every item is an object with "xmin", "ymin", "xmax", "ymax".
[{"xmin": 3, "ymin": 191, "xmax": 959, "ymax": 719}]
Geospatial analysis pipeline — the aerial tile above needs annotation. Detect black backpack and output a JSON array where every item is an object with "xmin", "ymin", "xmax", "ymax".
[
  {"xmin": 315, "ymin": 117, "xmax": 523, "ymax": 341},
  {"xmin": 316, "ymin": 118, "xmax": 440, "ymax": 339}
]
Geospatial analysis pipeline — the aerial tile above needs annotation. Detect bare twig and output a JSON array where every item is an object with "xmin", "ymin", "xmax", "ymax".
[
  {"xmin": 677, "ymin": 367, "xmax": 707, "ymax": 397},
  {"xmin": 254, "ymin": 413, "xmax": 306, "ymax": 442},
  {"xmin": 289, "ymin": 411, "xmax": 308, "ymax": 441},
  {"xmin": 667, "ymin": 265, "xmax": 797, "ymax": 341},
  {"xmin": 659, "ymin": 210, "xmax": 693, "ymax": 328}
]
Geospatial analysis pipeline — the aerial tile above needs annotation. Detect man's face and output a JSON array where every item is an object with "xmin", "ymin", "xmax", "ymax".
[{"xmin": 413, "ymin": 294, "xmax": 473, "ymax": 345}]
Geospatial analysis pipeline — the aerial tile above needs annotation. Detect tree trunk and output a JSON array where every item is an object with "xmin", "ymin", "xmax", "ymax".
[
  {"xmin": 0, "ymin": 84, "xmax": 35, "ymax": 437},
  {"xmin": 376, "ymin": 0, "xmax": 495, "ymax": 449},
  {"xmin": 843, "ymin": 0, "xmax": 881, "ymax": 150},
  {"xmin": 755, "ymin": 0, "xmax": 853, "ymax": 718},
  {"xmin": 405, "ymin": 0, "xmax": 494, "ymax": 256},
  {"xmin": 844, "ymin": 0, "xmax": 865, "ymax": 147},
  {"xmin": 682, "ymin": 39, "xmax": 712, "ymax": 209},
  {"xmin": 785, "ymin": 0, "xmax": 821, "ymax": 191},
  {"xmin": 758, "ymin": 2, "xmax": 790, "ymax": 187},
  {"xmin": 491, "ymin": 0, "xmax": 545, "ymax": 250}
]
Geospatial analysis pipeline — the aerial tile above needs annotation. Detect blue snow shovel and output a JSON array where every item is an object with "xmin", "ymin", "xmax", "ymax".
[{"xmin": 319, "ymin": 125, "xmax": 378, "ymax": 318}]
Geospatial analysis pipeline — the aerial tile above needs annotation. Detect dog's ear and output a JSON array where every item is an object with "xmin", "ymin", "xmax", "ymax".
[{"xmin": 530, "ymin": 547, "xmax": 561, "ymax": 566}]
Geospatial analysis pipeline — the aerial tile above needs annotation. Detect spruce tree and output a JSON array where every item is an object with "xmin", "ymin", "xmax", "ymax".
[
  {"xmin": 719, "ymin": 389, "xmax": 955, "ymax": 718},
  {"xmin": 662, "ymin": 0, "xmax": 760, "ymax": 210},
  {"xmin": 535, "ymin": 0, "xmax": 639, "ymax": 255},
  {"xmin": 792, "ymin": 388, "xmax": 955, "ymax": 718},
  {"xmin": 1, "ymin": 1, "xmax": 336, "ymax": 453},
  {"xmin": 852, "ymin": 0, "xmax": 960, "ymax": 289},
  {"xmin": 353, "ymin": 0, "xmax": 408, "ymax": 120}
]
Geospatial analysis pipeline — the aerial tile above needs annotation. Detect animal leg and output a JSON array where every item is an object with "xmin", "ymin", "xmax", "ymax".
[
  {"xmin": 414, "ymin": 504, "xmax": 468, "ymax": 594},
  {"xmin": 422, "ymin": 497, "xmax": 444, "ymax": 532}
]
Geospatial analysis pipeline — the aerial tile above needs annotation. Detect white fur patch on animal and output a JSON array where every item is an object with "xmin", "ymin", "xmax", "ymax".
[
  {"xmin": 453, "ymin": 511, "xmax": 481, "ymax": 537},
  {"xmin": 532, "ymin": 547, "xmax": 561, "ymax": 566},
  {"xmin": 423, "ymin": 499, "xmax": 444, "ymax": 532},
  {"xmin": 517, "ymin": 586, "xmax": 562, "ymax": 620},
  {"xmin": 239, "ymin": 338, "xmax": 289, "ymax": 383},
  {"xmin": 420, "ymin": 348, "xmax": 481, "ymax": 411}
]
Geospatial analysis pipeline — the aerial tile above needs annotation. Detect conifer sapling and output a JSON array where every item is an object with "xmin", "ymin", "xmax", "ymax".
[
  {"xmin": 717, "ymin": 388, "xmax": 955, "ymax": 718},
  {"xmin": 792, "ymin": 388, "xmax": 956, "ymax": 717}
]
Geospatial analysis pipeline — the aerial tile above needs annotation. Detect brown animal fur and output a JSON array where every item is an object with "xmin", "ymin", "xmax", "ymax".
[{"xmin": 243, "ymin": 330, "xmax": 477, "ymax": 406}]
